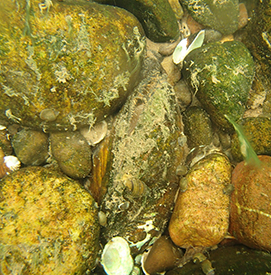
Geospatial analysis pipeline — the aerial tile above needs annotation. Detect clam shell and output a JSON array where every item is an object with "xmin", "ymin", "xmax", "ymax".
[{"xmin": 101, "ymin": 237, "xmax": 134, "ymax": 275}]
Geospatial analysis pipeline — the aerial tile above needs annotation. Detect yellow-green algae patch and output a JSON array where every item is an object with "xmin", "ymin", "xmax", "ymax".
[
  {"xmin": 0, "ymin": 0, "xmax": 145, "ymax": 131},
  {"xmin": 0, "ymin": 166, "xmax": 100, "ymax": 274}
]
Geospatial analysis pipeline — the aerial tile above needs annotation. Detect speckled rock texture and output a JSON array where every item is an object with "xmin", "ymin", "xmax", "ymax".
[
  {"xmin": 169, "ymin": 153, "xmax": 232, "ymax": 248},
  {"xmin": 93, "ymin": 0, "xmax": 180, "ymax": 42},
  {"xmin": 0, "ymin": 0, "xmax": 145, "ymax": 131},
  {"xmin": 50, "ymin": 131, "xmax": 92, "ymax": 179},
  {"xmin": 183, "ymin": 41, "xmax": 255, "ymax": 131},
  {"xmin": 181, "ymin": 0, "xmax": 239, "ymax": 35},
  {"xmin": 230, "ymin": 155, "xmax": 271, "ymax": 252},
  {"xmin": 100, "ymin": 59, "xmax": 186, "ymax": 255},
  {"xmin": 0, "ymin": 166, "xmax": 100, "ymax": 275}
]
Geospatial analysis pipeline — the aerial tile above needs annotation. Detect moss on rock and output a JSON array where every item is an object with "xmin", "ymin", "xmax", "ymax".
[{"xmin": 183, "ymin": 41, "xmax": 254, "ymax": 131}]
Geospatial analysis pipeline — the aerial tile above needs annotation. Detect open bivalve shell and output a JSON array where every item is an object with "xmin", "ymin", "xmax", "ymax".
[
  {"xmin": 173, "ymin": 30, "xmax": 205, "ymax": 65},
  {"xmin": 101, "ymin": 236, "xmax": 134, "ymax": 275}
]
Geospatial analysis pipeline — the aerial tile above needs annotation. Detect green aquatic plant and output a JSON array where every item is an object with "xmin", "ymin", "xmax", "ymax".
[{"xmin": 225, "ymin": 115, "xmax": 261, "ymax": 167}]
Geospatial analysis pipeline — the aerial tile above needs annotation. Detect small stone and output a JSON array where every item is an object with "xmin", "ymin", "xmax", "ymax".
[
  {"xmin": 142, "ymin": 236, "xmax": 183, "ymax": 274},
  {"xmin": 50, "ymin": 131, "xmax": 92, "ymax": 179},
  {"xmin": 12, "ymin": 129, "xmax": 49, "ymax": 166},
  {"xmin": 238, "ymin": 3, "xmax": 248, "ymax": 30}
]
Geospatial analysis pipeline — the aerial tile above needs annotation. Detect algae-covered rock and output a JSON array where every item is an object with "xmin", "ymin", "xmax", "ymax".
[
  {"xmin": 94, "ymin": 0, "xmax": 179, "ymax": 42},
  {"xmin": 50, "ymin": 131, "xmax": 92, "ymax": 179},
  {"xmin": 169, "ymin": 153, "xmax": 232, "ymax": 248},
  {"xmin": 100, "ymin": 60, "xmax": 186, "ymax": 255},
  {"xmin": 12, "ymin": 129, "xmax": 49, "ymax": 166},
  {"xmin": 231, "ymin": 117, "xmax": 271, "ymax": 163},
  {"xmin": 241, "ymin": 2, "xmax": 271, "ymax": 115},
  {"xmin": 0, "ymin": 166, "xmax": 100, "ymax": 274},
  {"xmin": 183, "ymin": 41, "xmax": 255, "ymax": 131},
  {"xmin": 0, "ymin": 0, "xmax": 145, "ymax": 131},
  {"xmin": 182, "ymin": 0, "xmax": 239, "ymax": 35},
  {"xmin": 183, "ymin": 106, "xmax": 213, "ymax": 149}
]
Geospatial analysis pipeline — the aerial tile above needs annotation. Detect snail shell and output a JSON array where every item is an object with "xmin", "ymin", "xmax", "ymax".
[
  {"xmin": 101, "ymin": 237, "xmax": 134, "ymax": 275},
  {"xmin": 123, "ymin": 177, "xmax": 148, "ymax": 197},
  {"xmin": 40, "ymin": 109, "xmax": 59, "ymax": 122},
  {"xmin": 179, "ymin": 177, "xmax": 188, "ymax": 192},
  {"xmin": 201, "ymin": 259, "xmax": 215, "ymax": 275},
  {"xmin": 193, "ymin": 252, "xmax": 207, "ymax": 263}
]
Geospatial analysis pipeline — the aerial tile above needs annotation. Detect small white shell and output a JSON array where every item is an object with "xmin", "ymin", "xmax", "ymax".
[
  {"xmin": 4, "ymin": 156, "xmax": 21, "ymax": 172},
  {"xmin": 173, "ymin": 29, "xmax": 205, "ymax": 65},
  {"xmin": 80, "ymin": 120, "xmax": 107, "ymax": 146},
  {"xmin": 98, "ymin": 211, "xmax": 107, "ymax": 227},
  {"xmin": 101, "ymin": 236, "xmax": 134, "ymax": 275}
]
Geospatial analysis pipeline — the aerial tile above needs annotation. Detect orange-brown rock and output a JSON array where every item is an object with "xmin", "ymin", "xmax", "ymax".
[
  {"xmin": 230, "ymin": 155, "xmax": 271, "ymax": 251},
  {"xmin": 169, "ymin": 153, "xmax": 232, "ymax": 248}
]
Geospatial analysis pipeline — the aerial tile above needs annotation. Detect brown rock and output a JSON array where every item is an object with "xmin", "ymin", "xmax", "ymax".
[
  {"xmin": 230, "ymin": 155, "xmax": 271, "ymax": 251},
  {"xmin": 169, "ymin": 153, "xmax": 232, "ymax": 248},
  {"xmin": 142, "ymin": 236, "xmax": 183, "ymax": 274},
  {"xmin": 50, "ymin": 131, "xmax": 92, "ymax": 179},
  {"xmin": 12, "ymin": 129, "xmax": 49, "ymax": 166}
]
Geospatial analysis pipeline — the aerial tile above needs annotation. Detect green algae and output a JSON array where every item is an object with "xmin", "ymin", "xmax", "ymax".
[{"xmin": 183, "ymin": 41, "xmax": 254, "ymax": 131}]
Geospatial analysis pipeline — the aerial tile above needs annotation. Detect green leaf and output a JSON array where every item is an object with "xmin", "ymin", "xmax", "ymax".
[{"xmin": 225, "ymin": 115, "xmax": 261, "ymax": 167}]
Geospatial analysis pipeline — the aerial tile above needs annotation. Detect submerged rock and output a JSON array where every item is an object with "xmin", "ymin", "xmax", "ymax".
[
  {"xmin": 230, "ymin": 155, "xmax": 271, "ymax": 252},
  {"xmin": 50, "ymin": 131, "xmax": 92, "ymax": 179},
  {"xmin": 12, "ymin": 129, "xmax": 49, "ymax": 166},
  {"xmin": 99, "ymin": 59, "xmax": 186, "ymax": 255},
  {"xmin": 182, "ymin": 0, "xmax": 239, "ymax": 35},
  {"xmin": 0, "ymin": 0, "xmax": 145, "ymax": 131},
  {"xmin": 183, "ymin": 41, "xmax": 254, "ymax": 131},
  {"xmin": 169, "ymin": 153, "xmax": 232, "ymax": 248},
  {"xmin": 94, "ymin": 0, "xmax": 180, "ymax": 42},
  {"xmin": 0, "ymin": 166, "xmax": 100, "ymax": 274}
]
